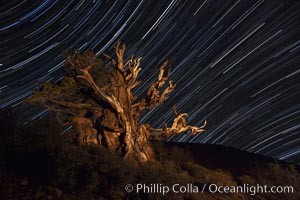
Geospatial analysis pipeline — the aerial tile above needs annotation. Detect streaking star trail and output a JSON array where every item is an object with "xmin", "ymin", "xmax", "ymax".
[{"xmin": 0, "ymin": 0, "xmax": 299, "ymax": 163}]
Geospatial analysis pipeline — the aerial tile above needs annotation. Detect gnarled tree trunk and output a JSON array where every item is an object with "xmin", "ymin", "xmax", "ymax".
[{"xmin": 27, "ymin": 41, "xmax": 206, "ymax": 163}]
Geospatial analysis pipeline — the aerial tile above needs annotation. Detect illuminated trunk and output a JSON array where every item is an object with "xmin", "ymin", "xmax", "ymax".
[
  {"xmin": 72, "ymin": 67, "xmax": 155, "ymax": 162},
  {"xmin": 73, "ymin": 108, "xmax": 155, "ymax": 162},
  {"xmin": 27, "ymin": 41, "xmax": 206, "ymax": 163}
]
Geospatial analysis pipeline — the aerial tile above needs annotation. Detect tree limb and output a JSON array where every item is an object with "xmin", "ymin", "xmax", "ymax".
[
  {"xmin": 148, "ymin": 106, "xmax": 207, "ymax": 139},
  {"xmin": 132, "ymin": 61, "xmax": 175, "ymax": 112}
]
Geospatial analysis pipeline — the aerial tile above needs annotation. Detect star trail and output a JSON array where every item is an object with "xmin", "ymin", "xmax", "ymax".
[{"xmin": 0, "ymin": 0, "xmax": 299, "ymax": 163}]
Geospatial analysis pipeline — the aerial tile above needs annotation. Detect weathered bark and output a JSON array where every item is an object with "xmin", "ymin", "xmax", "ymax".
[
  {"xmin": 72, "ymin": 116, "xmax": 98, "ymax": 145},
  {"xmin": 27, "ymin": 41, "xmax": 206, "ymax": 163}
]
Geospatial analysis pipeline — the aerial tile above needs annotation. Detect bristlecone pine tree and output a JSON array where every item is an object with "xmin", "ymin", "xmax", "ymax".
[{"xmin": 27, "ymin": 42, "xmax": 207, "ymax": 162}]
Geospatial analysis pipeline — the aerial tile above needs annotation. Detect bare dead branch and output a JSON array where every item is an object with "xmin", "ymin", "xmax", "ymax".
[
  {"xmin": 149, "ymin": 108, "xmax": 207, "ymax": 139},
  {"xmin": 132, "ymin": 61, "xmax": 175, "ymax": 112},
  {"xmin": 102, "ymin": 52, "xmax": 117, "ymax": 66},
  {"xmin": 115, "ymin": 41, "xmax": 126, "ymax": 72}
]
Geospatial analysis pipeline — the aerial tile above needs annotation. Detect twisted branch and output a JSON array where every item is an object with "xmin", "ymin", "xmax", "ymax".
[
  {"xmin": 149, "ymin": 106, "xmax": 207, "ymax": 139},
  {"xmin": 132, "ymin": 61, "xmax": 176, "ymax": 112}
]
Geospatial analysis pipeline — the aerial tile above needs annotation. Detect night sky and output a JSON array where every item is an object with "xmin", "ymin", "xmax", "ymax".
[{"xmin": 0, "ymin": 0, "xmax": 299, "ymax": 163}]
